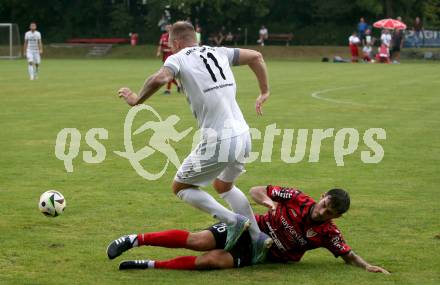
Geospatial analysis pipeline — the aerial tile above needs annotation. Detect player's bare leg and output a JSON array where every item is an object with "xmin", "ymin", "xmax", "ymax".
[
  {"xmin": 172, "ymin": 180, "xmax": 250, "ymax": 251},
  {"xmin": 214, "ymin": 178, "xmax": 273, "ymax": 263},
  {"xmin": 119, "ymin": 249, "xmax": 234, "ymax": 270}
]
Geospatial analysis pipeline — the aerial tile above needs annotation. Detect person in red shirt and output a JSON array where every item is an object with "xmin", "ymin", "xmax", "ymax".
[
  {"xmin": 157, "ymin": 24, "xmax": 180, "ymax": 95},
  {"xmin": 107, "ymin": 185, "xmax": 389, "ymax": 274}
]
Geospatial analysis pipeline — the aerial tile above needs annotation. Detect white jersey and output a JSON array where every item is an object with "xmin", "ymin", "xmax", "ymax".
[
  {"xmin": 259, "ymin": 28, "xmax": 268, "ymax": 37},
  {"xmin": 364, "ymin": 35, "xmax": 373, "ymax": 45},
  {"xmin": 25, "ymin": 31, "xmax": 41, "ymax": 52},
  {"xmin": 381, "ymin": 33, "xmax": 392, "ymax": 47},
  {"xmin": 164, "ymin": 46, "xmax": 248, "ymax": 139},
  {"xmin": 349, "ymin": 35, "xmax": 360, "ymax": 45}
]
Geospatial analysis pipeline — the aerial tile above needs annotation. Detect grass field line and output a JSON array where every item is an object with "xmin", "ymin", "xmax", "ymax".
[
  {"xmin": 311, "ymin": 86, "xmax": 368, "ymax": 106},
  {"xmin": 310, "ymin": 85, "xmax": 421, "ymax": 112}
]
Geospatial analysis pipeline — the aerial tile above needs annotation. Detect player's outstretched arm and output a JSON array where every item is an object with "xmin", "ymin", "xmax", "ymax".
[
  {"xmin": 250, "ymin": 186, "xmax": 276, "ymax": 211},
  {"xmin": 237, "ymin": 49, "xmax": 270, "ymax": 116},
  {"xmin": 118, "ymin": 67, "xmax": 174, "ymax": 106},
  {"xmin": 342, "ymin": 251, "xmax": 390, "ymax": 274}
]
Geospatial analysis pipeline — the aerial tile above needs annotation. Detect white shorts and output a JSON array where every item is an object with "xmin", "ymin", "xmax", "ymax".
[
  {"xmin": 174, "ymin": 131, "xmax": 251, "ymax": 187},
  {"xmin": 26, "ymin": 51, "xmax": 41, "ymax": 64}
]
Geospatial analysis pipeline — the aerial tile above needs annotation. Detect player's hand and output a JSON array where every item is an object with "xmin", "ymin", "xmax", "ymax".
[
  {"xmin": 255, "ymin": 92, "xmax": 270, "ymax": 116},
  {"xmin": 366, "ymin": 265, "xmax": 390, "ymax": 274},
  {"xmin": 118, "ymin": 87, "xmax": 138, "ymax": 106},
  {"xmin": 156, "ymin": 51, "xmax": 161, "ymax": 57},
  {"xmin": 40, "ymin": 50, "xmax": 43, "ymax": 55},
  {"xmin": 262, "ymin": 199, "xmax": 276, "ymax": 213}
]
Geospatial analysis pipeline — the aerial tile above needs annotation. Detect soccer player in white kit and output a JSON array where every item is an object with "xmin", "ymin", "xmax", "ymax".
[
  {"xmin": 23, "ymin": 22, "xmax": 43, "ymax": 80},
  {"xmin": 114, "ymin": 21, "xmax": 272, "ymax": 264}
]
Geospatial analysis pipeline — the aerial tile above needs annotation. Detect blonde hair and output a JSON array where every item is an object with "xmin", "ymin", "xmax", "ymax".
[{"xmin": 170, "ymin": 21, "xmax": 197, "ymax": 43}]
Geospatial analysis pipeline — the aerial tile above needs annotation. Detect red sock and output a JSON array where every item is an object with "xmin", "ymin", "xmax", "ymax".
[
  {"xmin": 172, "ymin": 79, "xmax": 178, "ymax": 86},
  {"xmin": 155, "ymin": 256, "xmax": 197, "ymax": 270},
  {"xmin": 137, "ymin": 230, "xmax": 189, "ymax": 248}
]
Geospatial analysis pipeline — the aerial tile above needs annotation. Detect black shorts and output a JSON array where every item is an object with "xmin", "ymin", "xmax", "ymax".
[{"xmin": 207, "ymin": 222, "xmax": 252, "ymax": 268}]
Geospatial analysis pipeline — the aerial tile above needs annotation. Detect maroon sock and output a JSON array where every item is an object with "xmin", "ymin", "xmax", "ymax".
[
  {"xmin": 137, "ymin": 230, "xmax": 189, "ymax": 248},
  {"xmin": 167, "ymin": 81, "xmax": 172, "ymax": 90},
  {"xmin": 154, "ymin": 256, "xmax": 197, "ymax": 270}
]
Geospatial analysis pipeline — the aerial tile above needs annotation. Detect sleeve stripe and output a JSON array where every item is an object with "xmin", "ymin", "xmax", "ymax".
[
  {"xmin": 232, "ymin": 48, "xmax": 240, "ymax": 66},
  {"xmin": 163, "ymin": 65, "xmax": 177, "ymax": 78}
]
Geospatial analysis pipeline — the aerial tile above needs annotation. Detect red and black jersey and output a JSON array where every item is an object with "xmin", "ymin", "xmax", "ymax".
[
  {"xmin": 256, "ymin": 185, "xmax": 352, "ymax": 263},
  {"xmin": 159, "ymin": 32, "xmax": 172, "ymax": 61}
]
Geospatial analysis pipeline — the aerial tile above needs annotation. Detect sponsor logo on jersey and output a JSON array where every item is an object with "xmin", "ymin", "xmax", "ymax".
[
  {"xmin": 272, "ymin": 188, "xmax": 293, "ymax": 199},
  {"xmin": 331, "ymin": 235, "xmax": 346, "ymax": 251},
  {"xmin": 280, "ymin": 216, "xmax": 307, "ymax": 246},
  {"xmin": 266, "ymin": 222, "xmax": 286, "ymax": 252}
]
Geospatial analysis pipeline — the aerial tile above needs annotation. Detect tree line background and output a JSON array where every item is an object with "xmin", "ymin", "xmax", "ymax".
[{"xmin": 0, "ymin": 0, "xmax": 439, "ymax": 45}]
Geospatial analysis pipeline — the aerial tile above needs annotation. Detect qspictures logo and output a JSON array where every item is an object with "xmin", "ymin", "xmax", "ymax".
[{"xmin": 54, "ymin": 105, "xmax": 386, "ymax": 180}]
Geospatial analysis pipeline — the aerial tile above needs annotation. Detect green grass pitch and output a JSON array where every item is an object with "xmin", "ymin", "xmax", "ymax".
[{"xmin": 0, "ymin": 58, "xmax": 439, "ymax": 285}]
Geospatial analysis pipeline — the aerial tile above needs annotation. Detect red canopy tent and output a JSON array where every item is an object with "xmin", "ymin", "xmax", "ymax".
[{"xmin": 373, "ymin": 19, "xmax": 407, "ymax": 30}]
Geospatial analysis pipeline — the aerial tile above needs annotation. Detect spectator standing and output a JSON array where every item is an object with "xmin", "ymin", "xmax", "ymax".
[
  {"xmin": 348, "ymin": 31, "xmax": 360, "ymax": 62},
  {"xmin": 195, "ymin": 25, "xmax": 202, "ymax": 46},
  {"xmin": 225, "ymin": 31, "xmax": 234, "ymax": 43},
  {"xmin": 413, "ymin": 16, "xmax": 423, "ymax": 48},
  {"xmin": 257, "ymin": 25, "xmax": 268, "ymax": 46},
  {"xmin": 381, "ymin": 29, "xmax": 392, "ymax": 48},
  {"xmin": 391, "ymin": 29, "xmax": 404, "ymax": 63},
  {"xmin": 362, "ymin": 29, "xmax": 374, "ymax": 62},
  {"xmin": 362, "ymin": 28, "xmax": 375, "ymax": 47},
  {"xmin": 156, "ymin": 24, "xmax": 180, "ymax": 95},
  {"xmin": 158, "ymin": 14, "xmax": 170, "ymax": 32},
  {"xmin": 358, "ymin": 17, "xmax": 369, "ymax": 40},
  {"xmin": 213, "ymin": 26, "xmax": 226, "ymax": 46},
  {"xmin": 129, "ymin": 32, "xmax": 139, "ymax": 46}
]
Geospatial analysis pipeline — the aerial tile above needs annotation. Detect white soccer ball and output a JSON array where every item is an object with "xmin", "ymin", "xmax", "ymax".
[{"xmin": 39, "ymin": 190, "xmax": 66, "ymax": 217}]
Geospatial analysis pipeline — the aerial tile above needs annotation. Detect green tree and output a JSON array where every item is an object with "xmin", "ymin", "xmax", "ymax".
[
  {"xmin": 110, "ymin": 3, "xmax": 134, "ymax": 37},
  {"xmin": 423, "ymin": 0, "xmax": 440, "ymax": 28}
]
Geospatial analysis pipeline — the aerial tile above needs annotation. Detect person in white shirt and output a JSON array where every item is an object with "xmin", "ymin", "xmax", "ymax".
[
  {"xmin": 362, "ymin": 45, "xmax": 372, "ymax": 62},
  {"xmin": 257, "ymin": 25, "xmax": 268, "ymax": 46},
  {"xmin": 117, "ymin": 21, "xmax": 272, "ymax": 264},
  {"xmin": 380, "ymin": 29, "xmax": 392, "ymax": 47},
  {"xmin": 23, "ymin": 22, "xmax": 43, "ymax": 80},
  {"xmin": 348, "ymin": 31, "xmax": 360, "ymax": 62},
  {"xmin": 380, "ymin": 29, "xmax": 392, "ymax": 60},
  {"xmin": 362, "ymin": 29, "xmax": 375, "ymax": 62}
]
